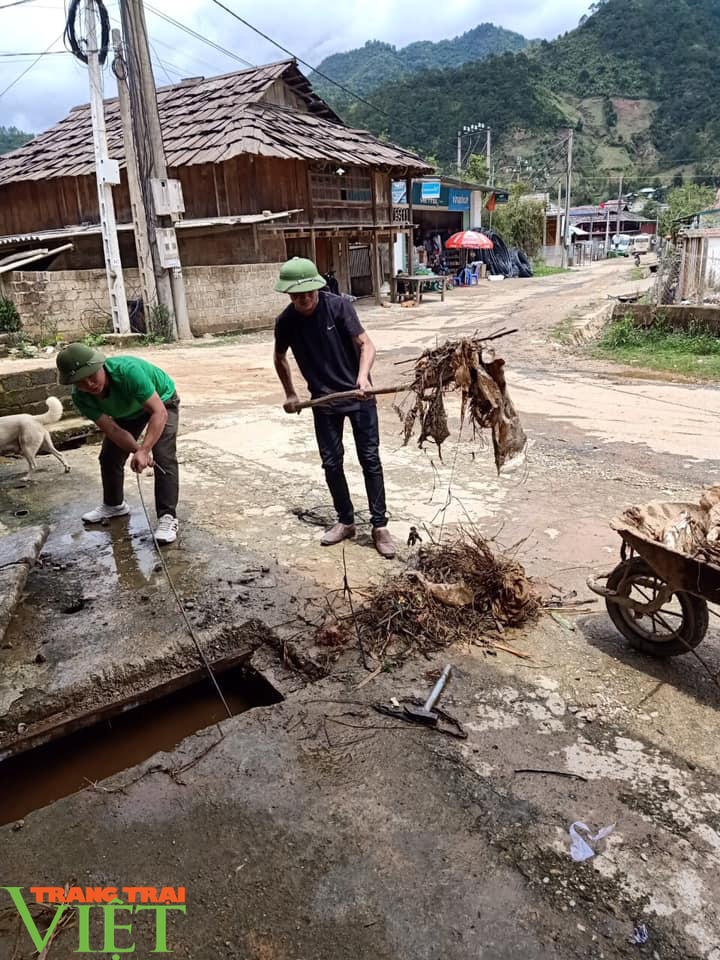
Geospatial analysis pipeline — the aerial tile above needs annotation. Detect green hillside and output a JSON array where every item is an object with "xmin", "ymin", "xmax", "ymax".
[
  {"xmin": 0, "ymin": 126, "xmax": 32, "ymax": 155},
  {"xmin": 330, "ymin": 0, "xmax": 720, "ymax": 199},
  {"xmin": 311, "ymin": 23, "xmax": 528, "ymax": 108},
  {"xmin": 540, "ymin": 0, "xmax": 720, "ymax": 169}
]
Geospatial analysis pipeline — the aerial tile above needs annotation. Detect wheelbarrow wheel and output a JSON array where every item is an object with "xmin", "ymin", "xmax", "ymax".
[{"xmin": 605, "ymin": 557, "xmax": 708, "ymax": 657}]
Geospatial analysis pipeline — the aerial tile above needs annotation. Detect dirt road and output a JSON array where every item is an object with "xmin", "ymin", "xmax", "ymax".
[{"xmin": 1, "ymin": 259, "xmax": 719, "ymax": 959}]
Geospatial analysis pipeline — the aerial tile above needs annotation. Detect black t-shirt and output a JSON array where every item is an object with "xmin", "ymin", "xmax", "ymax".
[{"xmin": 274, "ymin": 292, "xmax": 374, "ymax": 414}]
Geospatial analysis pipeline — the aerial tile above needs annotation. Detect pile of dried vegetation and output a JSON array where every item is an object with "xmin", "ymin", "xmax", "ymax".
[{"xmin": 316, "ymin": 531, "xmax": 539, "ymax": 665}]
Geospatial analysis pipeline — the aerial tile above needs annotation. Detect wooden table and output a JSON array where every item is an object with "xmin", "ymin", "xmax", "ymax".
[{"xmin": 390, "ymin": 273, "xmax": 446, "ymax": 304}]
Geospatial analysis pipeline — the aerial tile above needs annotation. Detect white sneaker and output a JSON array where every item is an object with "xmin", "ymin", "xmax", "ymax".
[
  {"xmin": 82, "ymin": 501, "xmax": 130, "ymax": 523},
  {"xmin": 155, "ymin": 514, "xmax": 178, "ymax": 544}
]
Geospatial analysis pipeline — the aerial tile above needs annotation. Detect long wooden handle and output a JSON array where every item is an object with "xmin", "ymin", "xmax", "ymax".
[{"xmin": 296, "ymin": 384, "xmax": 408, "ymax": 411}]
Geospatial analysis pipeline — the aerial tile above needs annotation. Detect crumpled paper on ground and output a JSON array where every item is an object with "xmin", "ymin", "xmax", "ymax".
[{"xmin": 568, "ymin": 821, "xmax": 615, "ymax": 861}]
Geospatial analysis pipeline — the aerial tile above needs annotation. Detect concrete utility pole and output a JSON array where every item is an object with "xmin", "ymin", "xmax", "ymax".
[
  {"xmin": 616, "ymin": 173, "xmax": 624, "ymax": 238},
  {"xmin": 556, "ymin": 182, "xmax": 562, "ymax": 251},
  {"xmin": 604, "ymin": 180, "xmax": 612, "ymax": 255},
  {"xmin": 85, "ymin": 0, "xmax": 130, "ymax": 334},
  {"xmin": 457, "ymin": 130, "xmax": 462, "ymax": 177},
  {"xmin": 112, "ymin": 28, "xmax": 156, "ymax": 316},
  {"xmin": 562, "ymin": 129, "xmax": 574, "ymax": 268},
  {"xmin": 119, "ymin": 0, "xmax": 192, "ymax": 340},
  {"xmin": 486, "ymin": 126, "xmax": 491, "ymax": 177}
]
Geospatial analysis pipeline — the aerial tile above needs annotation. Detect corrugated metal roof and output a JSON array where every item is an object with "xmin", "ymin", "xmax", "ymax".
[
  {"xmin": 0, "ymin": 243, "xmax": 73, "ymax": 274},
  {"xmin": 0, "ymin": 233, "xmax": 41, "ymax": 246},
  {"xmin": 0, "ymin": 209, "xmax": 302, "ymax": 247},
  {"xmin": 0, "ymin": 59, "xmax": 430, "ymax": 186}
]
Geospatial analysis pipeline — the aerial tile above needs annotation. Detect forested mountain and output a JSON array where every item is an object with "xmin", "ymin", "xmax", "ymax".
[
  {"xmin": 324, "ymin": 0, "xmax": 720, "ymax": 200},
  {"xmin": 311, "ymin": 24, "xmax": 528, "ymax": 108},
  {"xmin": 0, "ymin": 126, "xmax": 32, "ymax": 155}
]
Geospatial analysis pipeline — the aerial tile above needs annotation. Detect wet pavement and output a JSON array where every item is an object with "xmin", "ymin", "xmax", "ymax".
[{"xmin": 1, "ymin": 259, "xmax": 720, "ymax": 958}]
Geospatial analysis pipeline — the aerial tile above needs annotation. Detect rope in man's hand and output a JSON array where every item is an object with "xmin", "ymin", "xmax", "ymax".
[{"xmin": 135, "ymin": 472, "xmax": 232, "ymax": 721}]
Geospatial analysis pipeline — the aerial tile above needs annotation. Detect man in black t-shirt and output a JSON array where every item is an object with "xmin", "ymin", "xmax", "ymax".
[{"xmin": 273, "ymin": 257, "xmax": 395, "ymax": 559}]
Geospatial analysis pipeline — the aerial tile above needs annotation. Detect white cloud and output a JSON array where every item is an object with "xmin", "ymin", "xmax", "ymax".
[{"xmin": 0, "ymin": 0, "xmax": 592, "ymax": 133}]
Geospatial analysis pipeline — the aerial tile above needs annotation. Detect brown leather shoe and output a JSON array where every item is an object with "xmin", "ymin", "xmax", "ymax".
[
  {"xmin": 372, "ymin": 526, "xmax": 396, "ymax": 559},
  {"xmin": 320, "ymin": 522, "xmax": 356, "ymax": 546}
]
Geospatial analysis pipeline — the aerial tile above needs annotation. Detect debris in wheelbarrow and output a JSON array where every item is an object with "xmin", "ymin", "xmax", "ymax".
[
  {"xmin": 588, "ymin": 488, "xmax": 720, "ymax": 659},
  {"xmin": 621, "ymin": 485, "xmax": 720, "ymax": 563}
]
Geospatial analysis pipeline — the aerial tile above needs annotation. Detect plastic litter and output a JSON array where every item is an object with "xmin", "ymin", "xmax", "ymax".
[
  {"xmin": 551, "ymin": 611, "xmax": 576, "ymax": 632},
  {"xmin": 630, "ymin": 923, "xmax": 649, "ymax": 945},
  {"xmin": 662, "ymin": 511, "xmax": 701, "ymax": 553},
  {"xmin": 568, "ymin": 821, "xmax": 615, "ymax": 861}
]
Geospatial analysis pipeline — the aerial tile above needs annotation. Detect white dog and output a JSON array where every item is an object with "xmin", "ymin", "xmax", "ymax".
[{"xmin": 0, "ymin": 396, "xmax": 70, "ymax": 475}]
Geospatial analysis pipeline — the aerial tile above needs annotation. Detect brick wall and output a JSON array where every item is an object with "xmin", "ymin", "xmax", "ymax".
[
  {"xmin": 4, "ymin": 269, "xmax": 112, "ymax": 342},
  {"xmin": 3, "ymin": 262, "xmax": 288, "ymax": 340},
  {"xmin": 0, "ymin": 366, "xmax": 73, "ymax": 418},
  {"xmin": 183, "ymin": 263, "xmax": 288, "ymax": 334}
]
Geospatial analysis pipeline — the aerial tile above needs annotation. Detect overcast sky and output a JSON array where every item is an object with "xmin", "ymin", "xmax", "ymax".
[{"xmin": 1, "ymin": 0, "xmax": 592, "ymax": 133}]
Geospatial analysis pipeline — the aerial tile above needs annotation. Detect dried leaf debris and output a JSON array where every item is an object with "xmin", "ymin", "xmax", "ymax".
[
  {"xmin": 620, "ymin": 484, "xmax": 720, "ymax": 564},
  {"xmin": 314, "ymin": 531, "xmax": 539, "ymax": 666},
  {"xmin": 395, "ymin": 333, "xmax": 527, "ymax": 471}
]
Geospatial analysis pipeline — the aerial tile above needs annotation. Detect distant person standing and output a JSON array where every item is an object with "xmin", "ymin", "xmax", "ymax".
[
  {"xmin": 56, "ymin": 343, "xmax": 180, "ymax": 544},
  {"xmin": 272, "ymin": 257, "xmax": 395, "ymax": 559}
]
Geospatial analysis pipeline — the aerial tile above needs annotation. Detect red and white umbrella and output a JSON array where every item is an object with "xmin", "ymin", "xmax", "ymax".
[{"xmin": 445, "ymin": 230, "xmax": 494, "ymax": 250}]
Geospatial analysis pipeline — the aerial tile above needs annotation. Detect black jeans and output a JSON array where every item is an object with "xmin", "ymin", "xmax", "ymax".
[
  {"xmin": 99, "ymin": 394, "xmax": 180, "ymax": 519},
  {"xmin": 312, "ymin": 404, "xmax": 388, "ymax": 528}
]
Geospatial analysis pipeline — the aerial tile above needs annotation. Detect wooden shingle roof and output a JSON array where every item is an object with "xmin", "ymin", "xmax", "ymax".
[{"xmin": 0, "ymin": 59, "xmax": 430, "ymax": 185}]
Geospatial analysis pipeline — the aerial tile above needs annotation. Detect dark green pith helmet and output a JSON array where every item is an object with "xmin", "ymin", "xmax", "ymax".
[
  {"xmin": 274, "ymin": 257, "xmax": 325, "ymax": 294},
  {"xmin": 56, "ymin": 342, "xmax": 106, "ymax": 385}
]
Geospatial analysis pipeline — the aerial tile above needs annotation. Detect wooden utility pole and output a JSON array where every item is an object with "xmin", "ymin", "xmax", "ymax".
[
  {"xmin": 119, "ymin": 0, "xmax": 192, "ymax": 339},
  {"xmin": 112, "ymin": 29, "xmax": 156, "ymax": 315},
  {"xmin": 85, "ymin": 0, "xmax": 130, "ymax": 334},
  {"xmin": 562, "ymin": 129, "xmax": 574, "ymax": 268}
]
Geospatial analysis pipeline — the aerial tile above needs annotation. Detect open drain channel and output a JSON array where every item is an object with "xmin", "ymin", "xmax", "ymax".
[{"xmin": 0, "ymin": 665, "xmax": 282, "ymax": 827}]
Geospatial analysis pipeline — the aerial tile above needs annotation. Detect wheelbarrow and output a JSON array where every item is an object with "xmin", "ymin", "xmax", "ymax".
[{"xmin": 588, "ymin": 506, "xmax": 720, "ymax": 658}]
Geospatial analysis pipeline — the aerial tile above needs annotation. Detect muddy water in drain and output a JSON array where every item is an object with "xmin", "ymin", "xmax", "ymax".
[{"xmin": 0, "ymin": 670, "xmax": 280, "ymax": 826}]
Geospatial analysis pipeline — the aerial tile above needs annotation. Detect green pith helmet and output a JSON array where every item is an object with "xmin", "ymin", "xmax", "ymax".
[
  {"xmin": 56, "ymin": 342, "xmax": 106, "ymax": 385},
  {"xmin": 274, "ymin": 257, "xmax": 325, "ymax": 294}
]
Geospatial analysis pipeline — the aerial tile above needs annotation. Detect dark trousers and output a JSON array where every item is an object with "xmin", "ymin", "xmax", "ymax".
[
  {"xmin": 312, "ymin": 405, "xmax": 388, "ymax": 528},
  {"xmin": 99, "ymin": 395, "xmax": 180, "ymax": 518}
]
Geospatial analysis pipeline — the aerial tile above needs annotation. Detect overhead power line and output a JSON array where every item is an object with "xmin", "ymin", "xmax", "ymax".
[
  {"xmin": 0, "ymin": 30, "xmax": 63, "ymax": 100},
  {"xmin": 144, "ymin": 3, "xmax": 254, "ymax": 69},
  {"xmin": 0, "ymin": 49, "xmax": 70, "ymax": 55},
  {"xmin": 207, "ymin": 0, "xmax": 404, "ymax": 127},
  {"xmin": 0, "ymin": 0, "xmax": 38, "ymax": 9}
]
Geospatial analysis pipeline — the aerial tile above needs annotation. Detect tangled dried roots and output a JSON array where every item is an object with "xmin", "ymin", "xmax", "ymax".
[
  {"xmin": 318, "ymin": 532, "xmax": 539, "ymax": 665},
  {"xmin": 490, "ymin": 562, "xmax": 539, "ymax": 626},
  {"xmin": 416, "ymin": 535, "xmax": 539, "ymax": 627}
]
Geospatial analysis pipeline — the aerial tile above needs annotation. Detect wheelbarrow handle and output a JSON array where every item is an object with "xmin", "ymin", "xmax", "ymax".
[
  {"xmin": 586, "ymin": 574, "xmax": 672, "ymax": 614},
  {"xmin": 586, "ymin": 574, "xmax": 615, "ymax": 598}
]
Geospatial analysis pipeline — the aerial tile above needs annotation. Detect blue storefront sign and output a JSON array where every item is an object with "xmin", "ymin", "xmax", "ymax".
[
  {"xmin": 391, "ymin": 181, "xmax": 407, "ymax": 204},
  {"xmin": 448, "ymin": 189, "xmax": 471, "ymax": 211},
  {"xmin": 421, "ymin": 180, "xmax": 441, "ymax": 200}
]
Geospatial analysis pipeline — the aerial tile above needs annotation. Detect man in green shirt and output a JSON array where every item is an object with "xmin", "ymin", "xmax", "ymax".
[{"xmin": 56, "ymin": 343, "xmax": 180, "ymax": 544}]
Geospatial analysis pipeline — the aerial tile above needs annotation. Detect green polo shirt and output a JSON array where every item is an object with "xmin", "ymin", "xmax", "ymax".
[{"xmin": 72, "ymin": 356, "xmax": 175, "ymax": 423}]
